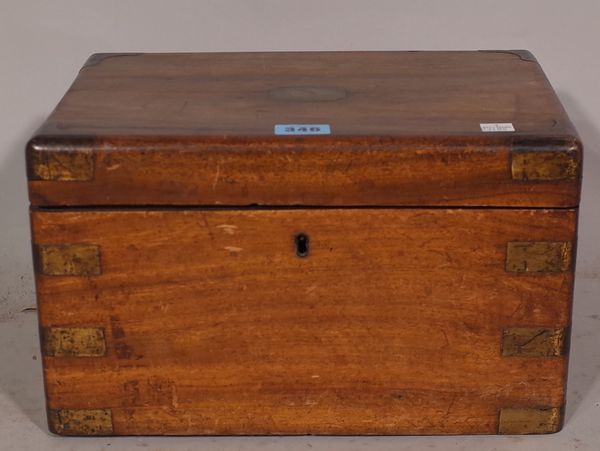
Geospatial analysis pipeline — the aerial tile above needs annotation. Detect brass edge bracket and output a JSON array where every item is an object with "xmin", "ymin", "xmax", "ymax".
[
  {"xmin": 506, "ymin": 241, "xmax": 572, "ymax": 273},
  {"xmin": 36, "ymin": 244, "xmax": 101, "ymax": 276},
  {"xmin": 502, "ymin": 327, "xmax": 567, "ymax": 357},
  {"xmin": 511, "ymin": 151, "xmax": 579, "ymax": 181},
  {"xmin": 48, "ymin": 408, "xmax": 113, "ymax": 435},
  {"xmin": 498, "ymin": 406, "xmax": 563, "ymax": 434},
  {"xmin": 41, "ymin": 327, "xmax": 107, "ymax": 357}
]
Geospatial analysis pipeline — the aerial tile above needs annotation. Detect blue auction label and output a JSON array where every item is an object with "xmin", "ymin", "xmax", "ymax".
[{"xmin": 274, "ymin": 124, "xmax": 331, "ymax": 135}]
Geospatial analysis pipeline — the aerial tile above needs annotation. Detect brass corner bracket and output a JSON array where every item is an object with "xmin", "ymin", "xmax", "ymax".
[
  {"xmin": 511, "ymin": 151, "xmax": 578, "ymax": 181},
  {"xmin": 498, "ymin": 407, "xmax": 563, "ymax": 434},
  {"xmin": 506, "ymin": 241, "xmax": 572, "ymax": 273},
  {"xmin": 48, "ymin": 408, "xmax": 113, "ymax": 435},
  {"xmin": 502, "ymin": 327, "xmax": 567, "ymax": 357},
  {"xmin": 29, "ymin": 149, "xmax": 94, "ymax": 182},
  {"xmin": 42, "ymin": 327, "xmax": 106, "ymax": 357},
  {"xmin": 36, "ymin": 244, "xmax": 101, "ymax": 276}
]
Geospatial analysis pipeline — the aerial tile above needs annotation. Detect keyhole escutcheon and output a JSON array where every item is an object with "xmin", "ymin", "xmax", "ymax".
[{"xmin": 295, "ymin": 233, "xmax": 309, "ymax": 257}]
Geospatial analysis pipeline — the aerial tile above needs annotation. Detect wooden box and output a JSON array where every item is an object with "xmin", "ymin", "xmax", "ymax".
[{"xmin": 27, "ymin": 51, "xmax": 582, "ymax": 436}]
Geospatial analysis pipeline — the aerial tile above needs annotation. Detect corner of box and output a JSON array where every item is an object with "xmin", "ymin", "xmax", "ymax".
[
  {"xmin": 47, "ymin": 408, "xmax": 114, "ymax": 436},
  {"xmin": 83, "ymin": 52, "xmax": 144, "ymax": 69},
  {"xmin": 26, "ymin": 135, "xmax": 97, "ymax": 186},
  {"xmin": 498, "ymin": 406, "xmax": 565, "ymax": 435},
  {"xmin": 478, "ymin": 49, "xmax": 537, "ymax": 62}
]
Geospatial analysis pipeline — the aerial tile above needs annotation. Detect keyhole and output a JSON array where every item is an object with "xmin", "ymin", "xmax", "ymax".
[{"xmin": 295, "ymin": 233, "xmax": 309, "ymax": 257}]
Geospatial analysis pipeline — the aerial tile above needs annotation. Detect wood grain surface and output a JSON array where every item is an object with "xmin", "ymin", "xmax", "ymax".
[
  {"xmin": 26, "ymin": 51, "xmax": 582, "ymax": 208},
  {"xmin": 32, "ymin": 207, "xmax": 576, "ymax": 435},
  {"xmin": 34, "ymin": 51, "xmax": 576, "ymax": 137},
  {"xmin": 27, "ymin": 136, "xmax": 581, "ymax": 208}
]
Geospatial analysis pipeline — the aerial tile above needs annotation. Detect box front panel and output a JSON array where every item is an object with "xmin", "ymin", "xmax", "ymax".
[{"xmin": 31, "ymin": 208, "xmax": 576, "ymax": 435}]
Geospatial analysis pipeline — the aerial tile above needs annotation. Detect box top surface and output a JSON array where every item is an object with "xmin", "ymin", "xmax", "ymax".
[
  {"xmin": 35, "ymin": 51, "xmax": 576, "ymax": 138},
  {"xmin": 27, "ymin": 51, "xmax": 582, "ymax": 208}
]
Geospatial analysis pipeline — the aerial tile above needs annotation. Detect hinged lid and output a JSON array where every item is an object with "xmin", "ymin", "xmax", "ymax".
[{"xmin": 27, "ymin": 51, "xmax": 582, "ymax": 208}]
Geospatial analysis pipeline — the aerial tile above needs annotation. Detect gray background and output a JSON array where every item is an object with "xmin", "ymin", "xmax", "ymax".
[{"xmin": 1, "ymin": 1, "xmax": 599, "ymax": 450}]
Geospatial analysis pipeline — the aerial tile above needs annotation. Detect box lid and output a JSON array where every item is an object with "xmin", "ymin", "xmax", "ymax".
[{"xmin": 27, "ymin": 51, "xmax": 582, "ymax": 208}]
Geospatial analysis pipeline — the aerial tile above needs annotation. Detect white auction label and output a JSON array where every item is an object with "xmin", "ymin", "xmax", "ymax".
[
  {"xmin": 480, "ymin": 123, "xmax": 515, "ymax": 132},
  {"xmin": 274, "ymin": 124, "xmax": 331, "ymax": 135}
]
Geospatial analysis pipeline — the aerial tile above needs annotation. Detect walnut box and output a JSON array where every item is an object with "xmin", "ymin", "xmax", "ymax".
[{"xmin": 27, "ymin": 51, "xmax": 582, "ymax": 436}]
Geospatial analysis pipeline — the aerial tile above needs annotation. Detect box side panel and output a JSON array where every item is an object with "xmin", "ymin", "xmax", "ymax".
[
  {"xmin": 31, "ymin": 208, "xmax": 576, "ymax": 435},
  {"xmin": 27, "ymin": 137, "xmax": 582, "ymax": 208}
]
